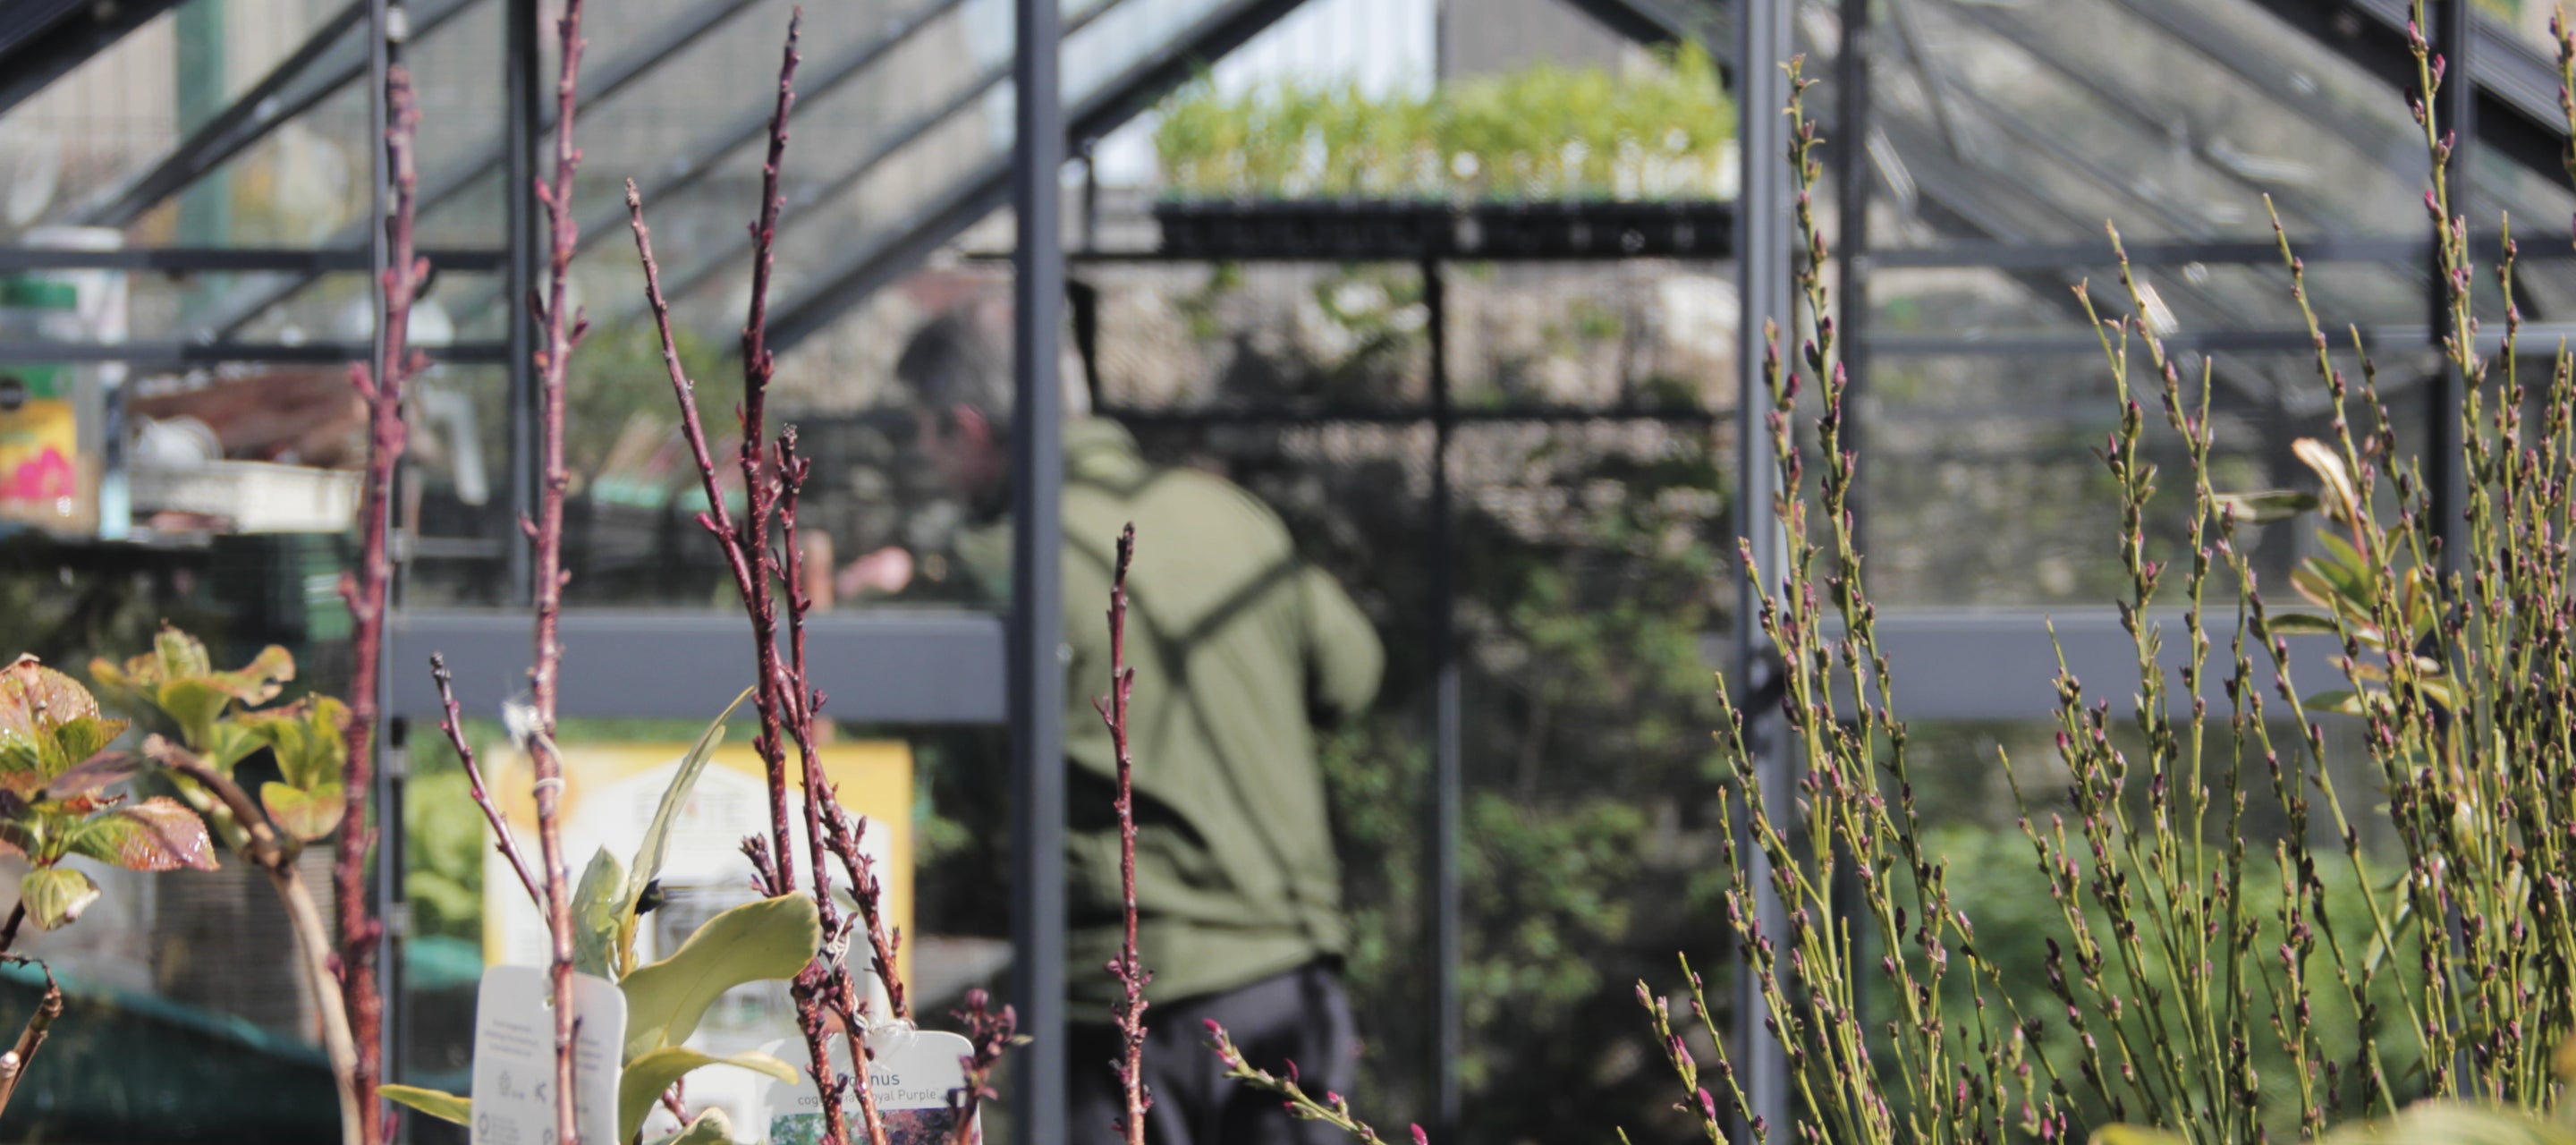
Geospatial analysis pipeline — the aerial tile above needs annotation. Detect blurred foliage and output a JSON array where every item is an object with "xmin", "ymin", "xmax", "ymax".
[
  {"xmin": 403, "ymin": 720, "xmax": 497, "ymax": 943},
  {"xmin": 1914, "ymin": 824, "xmax": 2429, "ymax": 1135},
  {"xmin": 1154, "ymin": 44, "xmax": 1732, "ymax": 201}
]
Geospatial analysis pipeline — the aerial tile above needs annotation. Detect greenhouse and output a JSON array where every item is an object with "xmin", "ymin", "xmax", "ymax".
[{"xmin": 0, "ymin": 0, "xmax": 2567, "ymax": 1141}]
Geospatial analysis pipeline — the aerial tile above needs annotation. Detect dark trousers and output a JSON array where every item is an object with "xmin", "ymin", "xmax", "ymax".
[{"xmin": 1068, "ymin": 962, "xmax": 1357, "ymax": 1145}]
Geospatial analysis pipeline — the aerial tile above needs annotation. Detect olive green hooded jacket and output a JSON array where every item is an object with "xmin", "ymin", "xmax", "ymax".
[{"xmin": 958, "ymin": 420, "xmax": 1385, "ymax": 1020}]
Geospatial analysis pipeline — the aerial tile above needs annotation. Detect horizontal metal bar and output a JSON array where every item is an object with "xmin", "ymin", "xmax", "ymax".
[
  {"xmin": 0, "ymin": 340, "xmax": 511, "ymax": 365},
  {"xmin": 0, "ymin": 246, "xmax": 505, "ymax": 273},
  {"xmin": 1100, "ymin": 404, "xmax": 1721, "ymax": 425},
  {"xmin": 1866, "ymin": 322, "xmax": 2576, "ymax": 357},
  {"xmin": 387, "ymin": 608, "xmax": 1007, "ymax": 723},
  {"xmin": 1868, "ymin": 232, "xmax": 2569, "ymax": 272},
  {"xmin": 1703, "ymin": 608, "xmax": 2347, "ymax": 721}
]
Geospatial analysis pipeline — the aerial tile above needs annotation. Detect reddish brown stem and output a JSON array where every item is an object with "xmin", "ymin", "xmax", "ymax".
[
  {"xmin": 0, "ymin": 960, "xmax": 61, "ymax": 1124},
  {"xmin": 1094, "ymin": 524, "xmax": 1150, "ymax": 1145},
  {"xmin": 333, "ymin": 51, "xmax": 427, "ymax": 1145},
  {"xmin": 0, "ymin": 905, "xmax": 23, "ymax": 956},
  {"xmin": 823, "ymin": 802, "xmax": 907, "ymax": 1021},
  {"xmin": 627, "ymin": 18, "xmax": 879, "ymax": 1145},
  {"xmin": 945, "ymin": 988, "xmax": 1015, "ymax": 1145},
  {"xmin": 429, "ymin": 653, "xmax": 544, "ymax": 909},
  {"xmin": 526, "ymin": 1, "xmax": 591, "ymax": 1143}
]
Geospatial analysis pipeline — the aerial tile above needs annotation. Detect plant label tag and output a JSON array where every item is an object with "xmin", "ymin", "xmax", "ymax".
[
  {"xmin": 470, "ymin": 965, "xmax": 627, "ymax": 1145},
  {"xmin": 769, "ymin": 1028, "xmax": 978, "ymax": 1145}
]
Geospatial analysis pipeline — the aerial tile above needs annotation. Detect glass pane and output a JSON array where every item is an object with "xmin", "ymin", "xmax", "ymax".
[
  {"xmin": 1857, "ymin": 344, "xmax": 2436, "ymax": 607},
  {"xmin": 1448, "ymin": 418, "xmax": 1729, "ymax": 1140}
]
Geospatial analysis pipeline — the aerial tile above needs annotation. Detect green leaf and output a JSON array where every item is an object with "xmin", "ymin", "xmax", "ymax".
[
  {"xmin": 2317, "ymin": 1101, "xmax": 2576, "ymax": 1145},
  {"xmin": 626, "ymin": 687, "xmax": 754, "ymax": 913},
  {"xmin": 45, "ymin": 717, "xmax": 128, "ymax": 778},
  {"xmin": 152, "ymin": 680, "xmax": 233, "ymax": 757},
  {"xmin": 151, "ymin": 626, "xmax": 214, "ymax": 683},
  {"xmin": 2306, "ymin": 689, "xmax": 2379, "ymax": 717},
  {"xmin": 66, "ymin": 796, "xmax": 220, "ymax": 871},
  {"xmin": 2261, "ymin": 611, "xmax": 2343, "ymax": 637},
  {"xmin": 261, "ymin": 781, "xmax": 347, "ymax": 842},
  {"xmin": 572, "ymin": 847, "xmax": 630, "ymax": 980},
  {"xmin": 2091, "ymin": 1128, "xmax": 2189, "ymax": 1145},
  {"xmin": 620, "ymin": 895, "xmax": 819, "ymax": 1061},
  {"xmin": 21, "ymin": 866, "xmax": 99, "ymax": 930},
  {"xmin": 381, "ymin": 1085, "xmax": 471, "ymax": 1125},
  {"xmin": 647, "ymin": 1107, "xmax": 735, "ymax": 1145},
  {"xmin": 0, "ymin": 657, "xmax": 101, "ymax": 740},
  {"xmin": 618, "ymin": 1047, "xmax": 797, "ymax": 1141},
  {"xmin": 2212, "ymin": 489, "xmax": 2318, "ymax": 522},
  {"xmin": 204, "ymin": 720, "xmax": 266, "ymax": 772},
  {"xmin": 244, "ymin": 696, "xmax": 348, "ymax": 790}
]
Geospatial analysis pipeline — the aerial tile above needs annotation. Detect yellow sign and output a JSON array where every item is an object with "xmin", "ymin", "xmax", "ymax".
[{"xmin": 482, "ymin": 738, "xmax": 914, "ymax": 988}]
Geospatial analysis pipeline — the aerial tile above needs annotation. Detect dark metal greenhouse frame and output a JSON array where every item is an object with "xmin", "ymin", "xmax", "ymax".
[{"xmin": 0, "ymin": 0, "xmax": 2563, "ymax": 1141}]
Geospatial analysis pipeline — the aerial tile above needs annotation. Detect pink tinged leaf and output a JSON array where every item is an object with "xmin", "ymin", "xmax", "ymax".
[
  {"xmin": 1411, "ymin": 1125, "xmax": 1428, "ymax": 1145},
  {"xmin": 72, "ymin": 797, "xmax": 221, "ymax": 871},
  {"xmin": 0, "ymin": 656, "xmax": 100, "ymax": 737},
  {"xmin": 262, "ymin": 781, "xmax": 347, "ymax": 843},
  {"xmin": 48, "ymin": 751, "xmax": 145, "ymax": 799}
]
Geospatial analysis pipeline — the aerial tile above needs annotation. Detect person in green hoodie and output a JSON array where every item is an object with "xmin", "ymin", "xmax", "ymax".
[{"xmin": 847, "ymin": 302, "xmax": 1385, "ymax": 1145}]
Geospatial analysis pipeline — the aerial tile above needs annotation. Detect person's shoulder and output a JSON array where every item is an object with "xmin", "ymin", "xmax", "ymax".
[{"xmin": 1155, "ymin": 465, "xmax": 1293, "ymax": 547}]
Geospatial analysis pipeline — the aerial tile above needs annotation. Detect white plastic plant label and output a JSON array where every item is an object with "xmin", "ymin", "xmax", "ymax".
[
  {"xmin": 470, "ymin": 965, "xmax": 628, "ymax": 1145},
  {"xmin": 769, "ymin": 1028, "xmax": 978, "ymax": 1145}
]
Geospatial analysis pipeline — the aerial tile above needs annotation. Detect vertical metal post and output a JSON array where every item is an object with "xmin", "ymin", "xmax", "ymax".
[
  {"xmin": 2428, "ymin": 0, "xmax": 2470, "ymax": 582},
  {"xmin": 504, "ymin": 0, "xmax": 543, "ymax": 604},
  {"xmin": 174, "ymin": 0, "xmax": 230, "ymax": 318},
  {"xmin": 1834, "ymin": 0, "xmax": 1870, "ymax": 552},
  {"xmin": 1010, "ymin": 0, "xmax": 1069, "ymax": 1138},
  {"xmin": 1731, "ymin": 0, "xmax": 1794, "ymax": 1141},
  {"xmin": 380, "ymin": 717, "xmax": 410, "ymax": 1134},
  {"xmin": 1424, "ymin": 258, "xmax": 1462, "ymax": 1139},
  {"xmin": 1826, "ymin": 0, "xmax": 1872, "ymax": 1046}
]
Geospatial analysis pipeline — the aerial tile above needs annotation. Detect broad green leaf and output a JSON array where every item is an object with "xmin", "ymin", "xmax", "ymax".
[
  {"xmin": 2306, "ymin": 689, "xmax": 2383, "ymax": 718},
  {"xmin": 2091, "ymin": 1128, "xmax": 2189, "ymax": 1145},
  {"xmin": 151, "ymin": 626, "xmax": 214, "ymax": 683},
  {"xmin": 2292, "ymin": 437, "xmax": 2358, "ymax": 520},
  {"xmin": 2298, "ymin": 555, "xmax": 2372, "ymax": 612},
  {"xmin": 647, "ymin": 1107, "xmax": 734, "ymax": 1145},
  {"xmin": 204, "ymin": 720, "xmax": 266, "ymax": 772},
  {"xmin": 261, "ymin": 781, "xmax": 347, "ymax": 842},
  {"xmin": 21, "ymin": 866, "xmax": 99, "ymax": 930},
  {"xmin": 83, "ymin": 657, "xmax": 130, "ymax": 692},
  {"xmin": 152, "ymin": 680, "xmax": 233, "ymax": 757},
  {"xmin": 381, "ymin": 1085, "xmax": 471, "ymax": 1125},
  {"xmin": 625, "ymin": 686, "xmax": 754, "ymax": 912},
  {"xmin": 620, "ymin": 895, "xmax": 819, "ymax": 1061},
  {"xmin": 618, "ymin": 1047, "xmax": 796, "ymax": 1140},
  {"xmin": 2262, "ymin": 611, "xmax": 2343, "ymax": 637},
  {"xmin": 45, "ymin": 717, "xmax": 128, "ymax": 777},
  {"xmin": 67, "ymin": 797, "xmax": 221, "ymax": 871},
  {"xmin": 244, "ymin": 696, "xmax": 348, "ymax": 790},
  {"xmin": 2291, "ymin": 565, "xmax": 2361, "ymax": 619},
  {"xmin": 2212, "ymin": 488, "xmax": 2318, "ymax": 522},
  {"xmin": 0, "ymin": 736, "xmax": 38, "ymax": 777},
  {"xmin": 2317, "ymin": 1101, "xmax": 2576, "ymax": 1145},
  {"xmin": 572, "ymin": 847, "xmax": 630, "ymax": 980},
  {"xmin": 2318, "ymin": 530, "xmax": 2373, "ymax": 581},
  {"xmin": 203, "ymin": 644, "xmax": 295, "ymax": 705}
]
